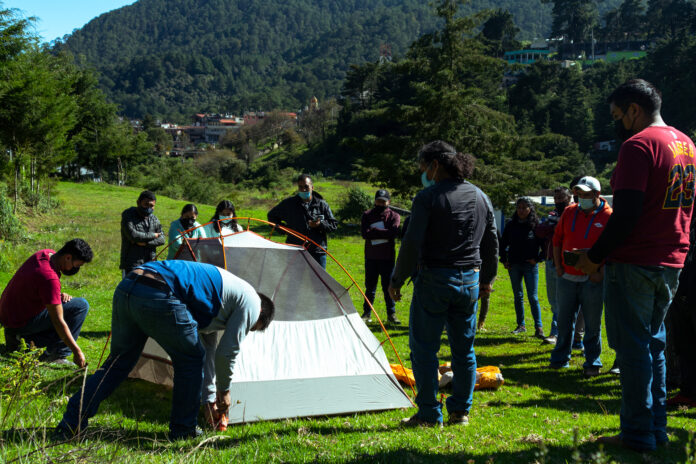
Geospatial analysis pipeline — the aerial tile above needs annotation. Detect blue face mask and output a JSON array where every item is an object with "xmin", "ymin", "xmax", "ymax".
[
  {"xmin": 578, "ymin": 198, "xmax": 595, "ymax": 210},
  {"xmin": 297, "ymin": 191, "xmax": 311, "ymax": 200},
  {"xmin": 421, "ymin": 165, "xmax": 436, "ymax": 188}
]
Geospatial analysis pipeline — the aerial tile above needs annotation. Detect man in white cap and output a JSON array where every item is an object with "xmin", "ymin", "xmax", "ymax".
[{"xmin": 548, "ymin": 176, "xmax": 612, "ymax": 377}]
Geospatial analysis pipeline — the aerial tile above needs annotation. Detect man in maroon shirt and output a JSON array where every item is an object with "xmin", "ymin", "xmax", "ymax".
[
  {"xmin": 576, "ymin": 80, "xmax": 695, "ymax": 451},
  {"xmin": 1, "ymin": 239, "xmax": 93, "ymax": 367},
  {"xmin": 360, "ymin": 189, "xmax": 401, "ymax": 324}
]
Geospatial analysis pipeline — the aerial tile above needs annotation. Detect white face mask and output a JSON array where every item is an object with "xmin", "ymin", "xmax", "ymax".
[{"xmin": 578, "ymin": 198, "xmax": 595, "ymax": 210}]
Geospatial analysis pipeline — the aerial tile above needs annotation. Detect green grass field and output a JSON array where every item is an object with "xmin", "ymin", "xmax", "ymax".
[{"xmin": 1, "ymin": 181, "xmax": 694, "ymax": 463}]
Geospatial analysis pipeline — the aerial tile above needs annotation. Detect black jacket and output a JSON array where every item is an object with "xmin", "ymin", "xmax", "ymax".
[
  {"xmin": 267, "ymin": 191, "xmax": 338, "ymax": 254},
  {"xmin": 391, "ymin": 180, "xmax": 499, "ymax": 287},
  {"xmin": 500, "ymin": 219, "xmax": 544, "ymax": 264},
  {"xmin": 120, "ymin": 207, "xmax": 165, "ymax": 272}
]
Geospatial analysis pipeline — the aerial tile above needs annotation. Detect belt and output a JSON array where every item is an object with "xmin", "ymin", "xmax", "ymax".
[
  {"xmin": 422, "ymin": 264, "xmax": 478, "ymax": 271},
  {"xmin": 126, "ymin": 270, "xmax": 170, "ymax": 292}
]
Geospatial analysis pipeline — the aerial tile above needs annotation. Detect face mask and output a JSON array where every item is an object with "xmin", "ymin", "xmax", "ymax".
[
  {"xmin": 297, "ymin": 191, "xmax": 311, "ymax": 200},
  {"xmin": 554, "ymin": 202, "xmax": 568, "ymax": 212},
  {"xmin": 373, "ymin": 205, "xmax": 386, "ymax": 213},
  {"xmin": 614, "ymin": 119, "xmax": 634, "ymax": 142},
  {"xmin": 578, "ymin": 198, "xmax": 595, "ymax": 210},
  {"xmin": 62, "ymin": 266, "xmax": 80, "ymax": 276},
  {"xmin": 180, "ymin": 217, "xmax": 195, "ymax": 229},
  {"xmin": 421, "ymin": 164, "xmax": 436, "ymax": 188},
  {"xmin": 137, "ymin": 206, "xmax": 153, "ymax": 216}
]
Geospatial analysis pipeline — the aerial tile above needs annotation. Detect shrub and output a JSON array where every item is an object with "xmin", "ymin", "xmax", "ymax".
[
  {"xmin": 0, "ymin": 185, "xmax": 25, "ymax": 241},
  {"xmin": 336, "ymin": 186, "xmax": 372, "ymax": 224}
]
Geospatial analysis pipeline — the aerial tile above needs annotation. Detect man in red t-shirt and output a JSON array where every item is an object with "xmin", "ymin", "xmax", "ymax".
[
  {"xmin": 0, "ymin": 239, "xmax": 93, "ymax": 367},
  {"xmin": 576, "ymin": 79, "xmax": 695, "ymax": 451}
]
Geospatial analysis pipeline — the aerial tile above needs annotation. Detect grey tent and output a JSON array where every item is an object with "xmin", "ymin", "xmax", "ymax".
[{"xmin": 129, "ymin": 226, "xmax": 412, "ymax": 424}]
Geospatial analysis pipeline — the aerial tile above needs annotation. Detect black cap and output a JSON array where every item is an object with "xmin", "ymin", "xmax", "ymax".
[{"xmin": 375, "ymin": 189, "xmax": 390, "ymax": 201}]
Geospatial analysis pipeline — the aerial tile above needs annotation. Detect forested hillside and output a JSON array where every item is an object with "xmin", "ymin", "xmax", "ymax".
[{"xmin": 54, "ymin": 0, "xmax": 622, "ymax": 120}]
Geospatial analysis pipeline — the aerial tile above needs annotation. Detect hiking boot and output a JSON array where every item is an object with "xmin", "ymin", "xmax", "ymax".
[
  {"xmin": 511, "ymin": 325, "xmax": 526, "ymax": 335},
  {"xmin": 583, "ymin": 367, "xmax": 601, "ymax": 378},
  {"xmin": 447, "ymin": 411, "xmax": 469, "ymax": 426},
  {"xmin": 361, "ymin": 313, "xmax": 372, "ymax": 323},
  {"xmin": 608, "ymin": 360, "xmax": 620, "ymax": 375},
  {"xmin": 534, "ymin": 327, "xmax": 545, "ymax": 339},
  {"xmin": 387, "ymin": 314, "xmax": 401, "ymax": 324},
  {"xmin": 52, "ymin": 422, "xmax": 79, "ymax": 442},
  {"xmin": 400, "ymin": 414, "xmax": 443, "ymax": 429},
  {"xmin": 542, "ymin": 335, "xmax": 557, "ymax": 345},
  {"xmin": 4, "ymin": 327, "xmax": 20, "ymax": 352}
]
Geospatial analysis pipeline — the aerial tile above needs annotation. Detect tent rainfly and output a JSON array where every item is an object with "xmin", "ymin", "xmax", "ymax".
[{"xmin": 129, "ymin": 227, "xmax": 412, "ymax": 424}]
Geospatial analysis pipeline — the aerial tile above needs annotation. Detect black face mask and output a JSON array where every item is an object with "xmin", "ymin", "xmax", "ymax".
[
  {"xmin": 554, "ymin": 202, "xmax": 568, "ymax": 213},
  {"xmin": 62, "ymin": 266, "xmax": 80, "ymax": 276},
  {"xmin": 137, "ymin": 206, "xmax": 153, "ymax": 216},
  {"xmin": 373, "ymin": 205, "xmax": 387, "ymax": 213},
  {"xmin": 180, "ymin": 217, "xmax": 195, "ymax": 229},
  {"xmin": 614, "ymin": 119, "xmax": 634, "ymax": 142}
]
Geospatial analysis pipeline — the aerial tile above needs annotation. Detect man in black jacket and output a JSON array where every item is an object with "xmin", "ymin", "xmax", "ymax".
[
  {"xmin": 120, "ymin": 190, "xmax": 165, "ymax": 276},
  {"xmin": 267, "ymin": 174, "xmax": 338, "ymax": 268}
]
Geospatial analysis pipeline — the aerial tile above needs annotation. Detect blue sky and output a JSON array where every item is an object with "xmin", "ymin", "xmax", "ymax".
[{"xmin": 4, "ymin": 0, "xmax": 136, "ymax": 43}]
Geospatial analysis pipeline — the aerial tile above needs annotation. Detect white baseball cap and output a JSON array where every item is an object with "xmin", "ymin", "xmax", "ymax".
[{"xmin": 573, "ymin": 176, "xmax": 601, "ymax": 193}]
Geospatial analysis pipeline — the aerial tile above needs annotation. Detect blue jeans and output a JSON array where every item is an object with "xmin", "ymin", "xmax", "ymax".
[
  {"xmin": 409, "ymin": 267, "xmax": 479, "ymax": 423},
  {"xmin": 59, "ymin": 277, "xmax": 205, "ymax": 437},
  {"xmin": 14, "ymin": 298, "xmax": 89, "ymax": 358},
  {"xmin": 309, "ymin": 249, "xmax": 327, "ymax": 269},
  {"xmin": 550, "ymin": 277, "xmax": 604, "ymax": 368},
  {"xmin": 508, "ymin": 262, "xmax": 543, "ymax": 329},
  {"xmin": 363, "ymin": 258, "xmax": 396, "ymax": 315},
  {"xmin": 604, "ymin": 262, "xmax": 680, "ymax": 451},
  {"xmin": 545, "ymin": 260, "xmax": 558, "ymax": 336}
]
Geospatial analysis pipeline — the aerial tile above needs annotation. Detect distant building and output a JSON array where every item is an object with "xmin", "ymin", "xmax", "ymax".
[{"xmin": 504, "ymin": 49, "xmax": 552, "ymax": 65}]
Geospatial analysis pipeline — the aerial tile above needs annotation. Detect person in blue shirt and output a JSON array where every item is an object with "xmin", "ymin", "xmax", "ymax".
[
  {"xmin": 55, "ymin": 260, "xmax": 275, "ymax": 440},
  {"xmin": 167, "ymin": 203, "xmax": 206, "ymax": 259}
]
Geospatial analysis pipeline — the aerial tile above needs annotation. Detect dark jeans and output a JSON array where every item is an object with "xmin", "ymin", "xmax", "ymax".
[
  {"xmin": 309, "ymin": 249, "xmax": 327, "ymax": 269},
  {"xmin": 363, "ymin": 258, "xmax": 396, "ymax": 316},
  {"xmin": 604, "ymin": 262, "xmax": 680, "ymax": 451},
  {"xmin": 669, "ymin": 290, "xmax": 696, "ymax": 397},
  {"xmin": 59, "ymin": 276, "xmax": 205, "ymax": 437},
  {"xmin": 13, "ymin": 298, "xmax": 89, "ymax": 358},
  {"xmin": 508, "ymin": 262, "xmax": 543, "ymax": 329},
  {"xmin": 409, "ymin": 267, "xmax": 479, "ymax": 423}
]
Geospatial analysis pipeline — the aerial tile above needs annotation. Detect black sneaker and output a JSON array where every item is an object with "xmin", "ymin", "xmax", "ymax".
[
  {"xmin": 400, "ymin": 414, "xmax": 443, "ymax": 429},
  {"xmin": 168, "ymin": 426, "xmax": 203, "ymax": 441},
  {"xmin": 361, "ymin": 313, "xmax": 372, "ymax": 323},
  {"xmin": 387, "ymin": 314, "xmax": 401, "ymax": 324},
  {"xmin": 52, "ymin": 423, "xmax": 78, "ymax": 442},
  {"xmin": 583, "ymin": 366, "xmax": 601, "ymax": 378},
  {"xmin": 4, "ymin": 327, "xmax": 20, "ymax": 352},
  {"xmin": 608, "ymin": 360, "xmax": 620, "ymax": 375}
]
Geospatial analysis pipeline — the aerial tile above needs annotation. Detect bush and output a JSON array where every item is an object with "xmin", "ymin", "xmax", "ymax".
[
  {"xmin": 336, "ymin": 186, "xmax": 372, "ymax": 224},
  {"xmin": 0, "ymin": 185, "xmax": 25, "ymax": 241}
]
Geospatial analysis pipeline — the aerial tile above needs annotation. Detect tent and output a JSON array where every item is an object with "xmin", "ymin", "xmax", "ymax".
[{"xmin": 129, "ymin": 222, "xmax": 412, "ymax": 424}]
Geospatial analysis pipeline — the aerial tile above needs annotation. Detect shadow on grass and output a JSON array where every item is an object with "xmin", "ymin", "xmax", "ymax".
[{"xmin": 78, "ymin": 331, "xmax": 112, "ymax": 340}]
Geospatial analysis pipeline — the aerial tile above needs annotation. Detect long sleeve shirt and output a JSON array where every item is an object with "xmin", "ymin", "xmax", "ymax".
[
  {"xmin": 361, "ymin": 207, "xmax": 401, "ymax": 260},
  {"xmin": 267, "ymin": 191, "xmax": 338, "ymax": 254},
  {"xmin": 167, "ymin": 219, "xmax": 207, "ymax": 259},
  {"xmin": 120, "ymin": 207, "xmax": 165, "ymax": 271},
  {"xmin": 390, "ymin": 180, "xmax": 498, "ymax": 288}
]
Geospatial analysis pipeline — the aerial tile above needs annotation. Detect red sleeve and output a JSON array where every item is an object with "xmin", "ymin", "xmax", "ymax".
[
  {"xmin": 40, "ymin": 279, "xmax": 62, "ymax": 306},
  {"xmin": 612, "ymin": 140, "xmax": 652, "ymax": 192}
]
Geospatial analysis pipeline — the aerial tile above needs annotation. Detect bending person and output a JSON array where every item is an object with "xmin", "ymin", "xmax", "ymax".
[{"xmin": 55, "ymin": 260, "xmax": 275, "ymax": 440}]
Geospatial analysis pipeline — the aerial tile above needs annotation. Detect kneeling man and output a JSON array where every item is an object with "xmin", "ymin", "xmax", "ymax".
[
  {"xmin": 1, "ymin": 239, "xmax": 93, "ymax": 367},
  {"xmin": 55, "ymin": 260, "xmax": 274, "ymax": 440}
]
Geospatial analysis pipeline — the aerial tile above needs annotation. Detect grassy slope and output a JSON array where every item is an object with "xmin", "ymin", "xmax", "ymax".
[{"xmin": 0, "ymin": 181, "xmax": 695, "ymax": 463}]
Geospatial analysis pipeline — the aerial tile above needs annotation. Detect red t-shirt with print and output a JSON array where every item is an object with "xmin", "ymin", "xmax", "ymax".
[
  {"xmin": 610, "ymin": 126, "xmax": 695, "ymax": 267},
  {"xmin": 0, "ymin": 249, "xmax": 62, "ymax": 328}
]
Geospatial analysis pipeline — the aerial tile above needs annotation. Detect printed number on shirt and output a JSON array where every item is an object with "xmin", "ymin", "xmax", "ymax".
[{"xmin": 663, "ymin": 163, "xmax": 695, "ymax": 209}]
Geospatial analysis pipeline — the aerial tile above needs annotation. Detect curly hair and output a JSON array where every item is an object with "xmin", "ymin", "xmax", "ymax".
[
  {"xmin": 512, "ymin": 196, "xmax": 539, "ymax": 227},
  {"xmin": 417, "ymin": 140, "xmax": 475, "ymax": 182},
  {"xmin": 56, "ymin": 238, "xmax": 93, "ymax": 263}
]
